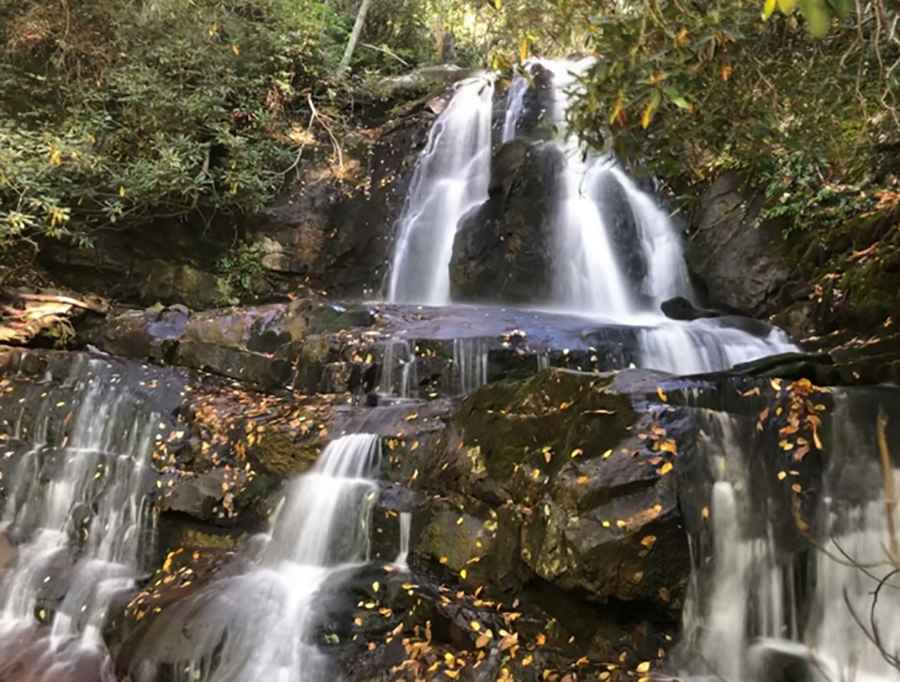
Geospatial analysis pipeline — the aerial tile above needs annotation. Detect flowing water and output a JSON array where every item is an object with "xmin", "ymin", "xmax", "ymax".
[
  {"xmin": 0, "ymin": 355, "xmax": 163, "ymax": 679},
  {"xmin": 384, "ymin": 57, "xmax": 795, "ymax": 375},
  {"xmin": 680, "ymin": 398, "xmax": 900, "ymax": 682},
  {"xmin": 387, "ymin": 75, "xmax": 495, "ymax": 304},
  {"xmin": 131, "ymin": 433, "xmax": 381, "ymax": 682}
]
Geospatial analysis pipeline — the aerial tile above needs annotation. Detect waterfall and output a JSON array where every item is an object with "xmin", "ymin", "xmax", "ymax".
[
  {"xmin": 378, "ymin": 338, "xmax": 417, "ymax": 398},
  {"xmin": 393, "ymin": 511, "xmax": 411, "ymax": 570},
  {"xmin": 386, "ymin": 75, "xmax": 495, "ymax": 305},
  {"xmin": 134, "ymin": 434, "xmax": 382, "ymax": 682},
  {"xmin": 680, "ymin": 398, "xmax": 900, "ymax": 682},
  {"xmin": 0, "ymin": 355, "xmax": 160, "ymax": 674},
  {"xmin": 638, "ymin": 319, "xmax": 796, "ymax": 375},
  {"xmin": 453, "ymin": 338, "xmax": 489, "ymax": 395},
  {"xmin": 501, "ymin": 74, "xmax": 528, "ymax": 143}
]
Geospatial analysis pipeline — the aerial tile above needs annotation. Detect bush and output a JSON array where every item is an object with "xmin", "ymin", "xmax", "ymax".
[{"xmin": 0, "ymin": 0, "xmax": 347, "ymax": 250}]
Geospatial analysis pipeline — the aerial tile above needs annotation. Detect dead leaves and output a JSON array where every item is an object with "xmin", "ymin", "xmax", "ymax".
[{"xmin": 756, "ymin": 377, "xmax": 830, "ymax": 461}]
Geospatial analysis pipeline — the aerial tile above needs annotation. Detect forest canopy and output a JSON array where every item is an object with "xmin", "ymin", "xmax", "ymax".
[{"xmin": 0, "ymin": 0, "xmax": 897, "ymax": 254}]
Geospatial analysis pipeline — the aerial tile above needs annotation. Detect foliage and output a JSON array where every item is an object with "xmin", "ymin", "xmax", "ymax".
[
  {"xmin": 216, "ymin": 239, "xmax": 267, "ymax": 304},
  {"xmin": 553, "ymin": 0, "xmax": 898, "ymax": 239},
  {"xmin": 0, "ymin": 0, "xmax": 348, "ymax": 250}
]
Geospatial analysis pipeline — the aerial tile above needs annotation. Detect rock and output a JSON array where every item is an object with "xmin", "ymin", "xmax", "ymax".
[
  {"xmin": 687, "ymin": 172, "xmax": 793, "ymax": 317},
  {"xmin": 592, "ymin": 169, "xmax": 647, "ymax": 287},
  {"xmin": 661, "ymin": 296, "xmax": 721, "ymax": 321},
  {"xmin": 450, "ymin": 141, "xmax": 565, "ymax": 303},
  {"xmin": 0, "ymin": 530, "xmax": 16, "ymax": 570},
  {"xmin": 514, "ymin": 62, "xmax": 557, "ymax": 141},
  {"xmin": 254, "ymin": 100, "xmax": 437, "ymax": 300}
]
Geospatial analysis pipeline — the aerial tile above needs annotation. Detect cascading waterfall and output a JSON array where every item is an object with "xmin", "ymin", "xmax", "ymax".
[
  {"xmin": 680, "ymin": 398, "xmax": 900, "ymax": 682},
  {"xmin": 378, "ymin": 338, "xmax": 417, "ymax": 398},
  {"xmin": 638, "ymin": 319, "xmax": 796, "ymax": 376},
  {"xmin": 384, "ymin": 57, "xmax": 794, "ymax": 375},
  {"xmin": 387, "ymin": 75, "xmax": 494, "ymax": 304},
  {"xmin": 453, "ymin": 338, "xmax": 489, "ymax": 395},
  {"xmin": 133, "ymin": 434, "xmax": 381, "ymax": 682},
  {"xmin": 0, "ymin": 355, "xmax": 161, "ymax": 676}
]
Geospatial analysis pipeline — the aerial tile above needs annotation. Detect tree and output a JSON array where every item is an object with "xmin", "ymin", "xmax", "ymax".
[{"xmin": 338, "ymin": 0, "xmax": 374, "ymax": 74}]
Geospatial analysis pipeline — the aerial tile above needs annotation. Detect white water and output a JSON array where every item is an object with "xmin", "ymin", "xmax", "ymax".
[
  {"xmin": 140, "ymin": 434, "xmax": 381, "ymax": 682},
  {"xmin": 453, "ymin": 338, "xmax": 489, "ymax": 394},
  {"xmin": 501, "ymin": 74, "xmax": 528, "ymax": 143},
  {"xmin": 682, "ymin": 405, "xmax": 900, "ymax": 682},
  {"xmin": 378, "ymin": 338, "xmax": 417, "ymax": 398},
  {"xmin": 393, "ymin": 511, "xmax": 411, "ymax": 570},
  {"xmin": 0, "ymin": 355, "xmax": 160, "ymax": 675},
  {"xmin": 387, "ymin": 75, "xmax": 495, "ymax": 304},
  {"xmin": 639, "ymin": 318, "xmax": 796, "ymax": 375}
]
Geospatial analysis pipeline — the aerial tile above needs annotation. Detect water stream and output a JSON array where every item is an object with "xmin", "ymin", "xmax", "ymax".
[
  {"xmin": 387, "ymin": 75, "xmax": 495, "ymax": 304},
  {"xmin": 0, "ymin": 355, "xmax": 162, "ymax": 679},
  {"xmin": 680, "ymin": 397, "xmax": 900, "ymax": 682},
  {"xmin": 132, "ymin": 433, "xmax": 381, "ymax": 682},
  {"xmin": 384, "ymin": 57, "xmax": 795, "ymax": 375}
]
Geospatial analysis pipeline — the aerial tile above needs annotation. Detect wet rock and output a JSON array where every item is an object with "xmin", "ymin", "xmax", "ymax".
[
  {"xmin": 593, "ymin": 169, "xmax": 647, "ymax": 287},
  {"xmin": 661, "ymin": 296, "xmax": 721, "ymax": 321},
  {"xmin": 687, "ymin": 172, "xmax": 792, "ymax": 317},
  {"xmin": 80, "ymin": 305, "xmax": 189, "ymax": 362},
  {"xmin": 414, "ymin": 497, "xmax": 527, "ymax": 592},
  {"xmin": 450, "ymin": 141, "xmax": 565, "ymax": 304},
  {"xmin": 514, "ymin": 62, "xmax": 557, "ymax": 141},
  {"xmin": 0, "ymin": 530, "xmax": 15, "ymax": 569}
]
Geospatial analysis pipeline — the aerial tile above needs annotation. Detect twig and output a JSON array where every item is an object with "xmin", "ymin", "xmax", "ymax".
[{"xmin": 876, "ymin": 408, "xmax": 899, "ymax": 565}]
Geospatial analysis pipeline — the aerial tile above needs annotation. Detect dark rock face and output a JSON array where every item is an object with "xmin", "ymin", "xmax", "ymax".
[
  {"xmin": 687, "ymin": 172, "xmax": 793, "ymax": 317},
  {"xmin": 256, "ymin": 101, "xmax": 439, "ymax": 300},
  {"xmin": 515, "ymin": 62, "xmax": 557, "ymax": 141},
  {"xmin": 592, "ymin": 169, "xmax": 647, "ymax": 288},
  {"xmin": 450, "ymin": 141, "xmax": 564, "ymax": 304}
]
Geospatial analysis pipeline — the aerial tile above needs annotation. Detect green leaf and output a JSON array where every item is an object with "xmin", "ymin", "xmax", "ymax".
[
  {"xmin": 777, "ymin": 0, "xmax": 798, "ymax": 12},
  {"xmin": 800, "ymin": 0, "xmax": 833, "ymax": 37},
  {"xmin": 664, "ymin": 87, "xmax": 692, "ymax": 110},
  {"xmin": 763, "ymin": 0, "xmax": 777, "ymax": 19}
]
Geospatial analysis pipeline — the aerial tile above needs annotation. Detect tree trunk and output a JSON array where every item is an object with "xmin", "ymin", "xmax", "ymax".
[{"xmin": 337, "ymin": 0, "xmax": 373, "ymax": 75}]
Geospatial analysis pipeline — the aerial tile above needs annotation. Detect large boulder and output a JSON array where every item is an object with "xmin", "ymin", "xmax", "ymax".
[
  {"xmin": 449, "ymin": 141, "xmax": 564, "ymax": 304},
  {"xmin": 687, "ymin": 172, "xmax": 793, "ymax": 317}
]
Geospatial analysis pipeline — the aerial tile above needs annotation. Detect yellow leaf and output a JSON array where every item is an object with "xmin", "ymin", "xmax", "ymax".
[
  {"xmin": 657, "ymin": 386, "xmax": 668, "ymax": 402},
  {"xmin": 519, "ymin": 36, "xmax": 529, "ymax": 63},
  {"xmin": 658, "ymin": 439, "xmax": 677, "ymax": 454},
  {"xmin": 641, "ymin": 535, "xmax": 657, "ymax": 548},
  {"xmin": 657, "ymin": 461, "xmax": 673, "ymax": 476},
  {"xmin": 609, "ymin": 92, "xmax": 625, "ymax": 126},
  {"xmin": 777, "ymin": 471, "xmax": 787, "ymax": 481},
  {"xmin": 602, "ymin": 448, "xmax": 613, "ymax": 459},
  {"xmin": 570, "ymin": 448, "xmax": 583, "ymax": 458},
  {"xmin": 763, "ymin": 0, "xmax": 777, "ymax": 19},
  {"xmin": 232, "ymin": 44, "xmax": 240, "ymax": 56},
  {"xmin": 460, "ymin": 568, "xmax": 468, "ymax": 579},
  {"xmin": 49, "ymin": 148, "xmax": 62, "ymax": 166},
  {"xmin": 720, "ymin": 64, "xmax": 734, "ymax": 81},
  {"xmin": 470, "ymin": 620, "xmax": 481, "ymax": 631},
  {"xmin": 636, "ymin": 661, "xmax": 651, "ymax": 673}
]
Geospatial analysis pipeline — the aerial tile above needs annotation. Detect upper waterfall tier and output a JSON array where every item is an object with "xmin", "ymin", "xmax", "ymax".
[{"xmin": 386, "ymin": 75, "xmax": 495, "ymax": 304}]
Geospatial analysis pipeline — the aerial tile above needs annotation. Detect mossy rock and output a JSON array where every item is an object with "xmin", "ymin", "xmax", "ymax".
[{"xmin": 452, "ymin": 368, "xmax": 636, "ymax": 499}]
